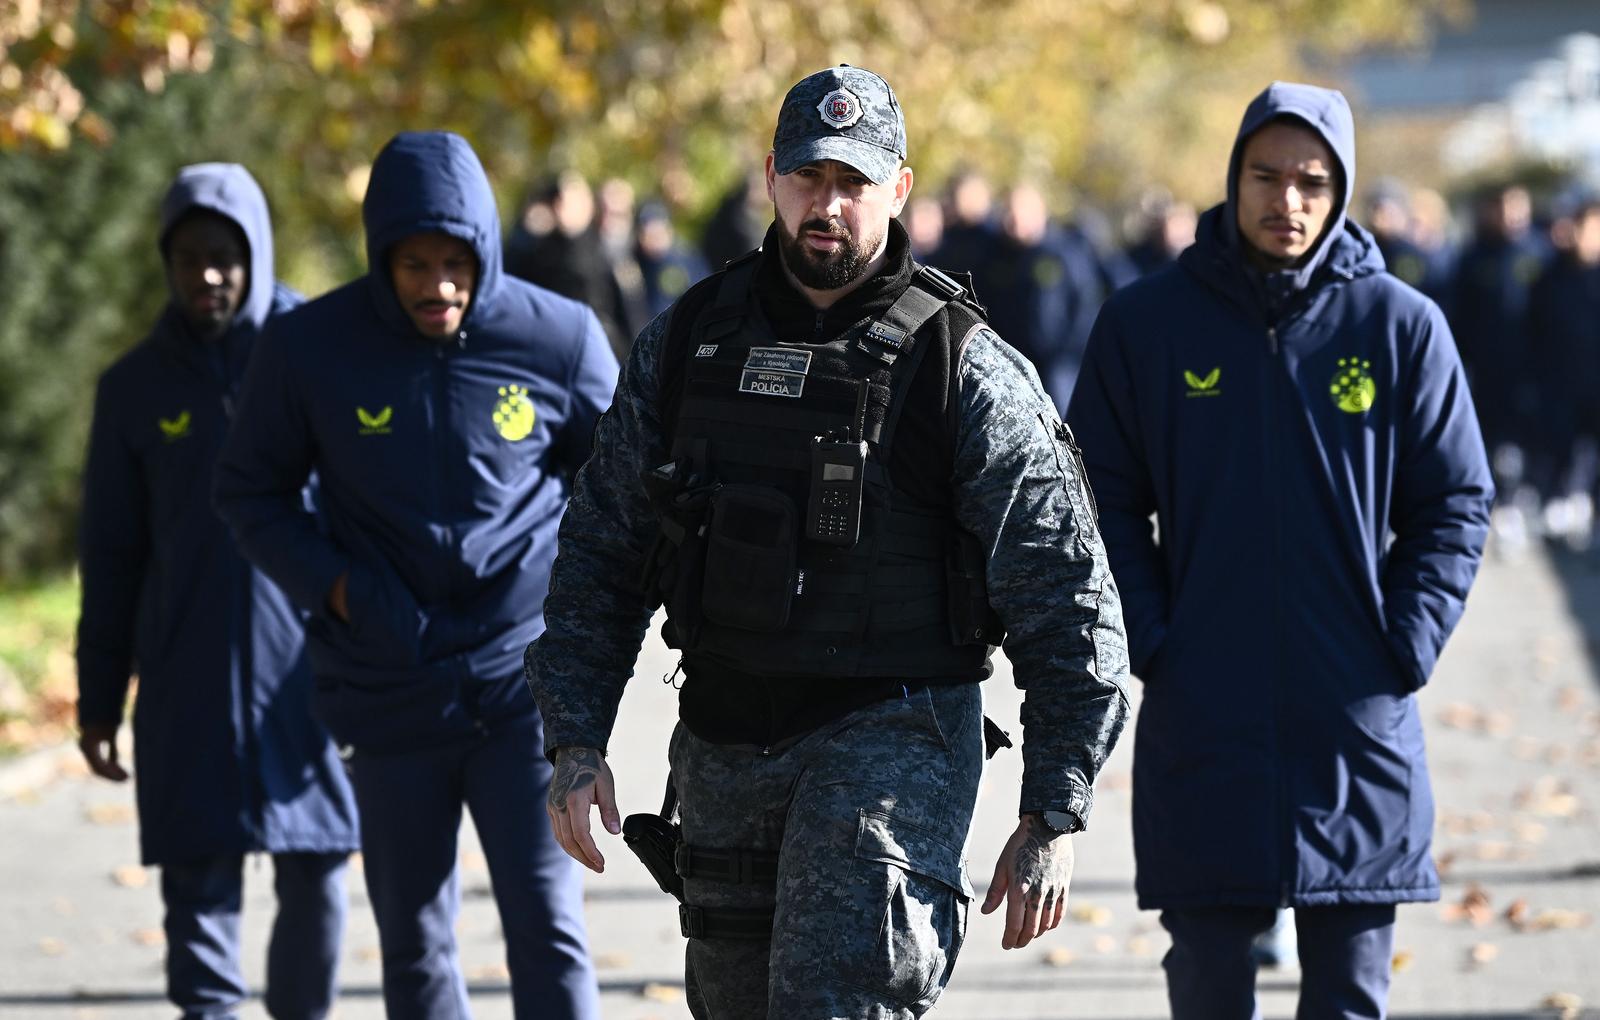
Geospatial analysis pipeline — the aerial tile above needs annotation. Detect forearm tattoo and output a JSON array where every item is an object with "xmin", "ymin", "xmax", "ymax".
[{"xmin": 549, "ymin": 747, "xmax": 603, "ymax": 811}]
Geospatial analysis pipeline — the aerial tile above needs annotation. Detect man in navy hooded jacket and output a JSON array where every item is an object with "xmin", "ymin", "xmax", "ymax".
[
  {"xmin": 1069, "ymin": 84, "xmax": 1492, "ymax": 1018},
  {"xmin": 78, "ymin": 163, "xmax": 359, "ymax": 1020},
  {"xmin": 215, "ymin": 132, "xmax": 613, "ymax": 1019}
]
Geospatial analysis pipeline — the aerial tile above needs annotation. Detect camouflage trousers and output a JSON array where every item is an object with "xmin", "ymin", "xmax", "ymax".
[{"xmin": 668, "ymin": 681, "xmax": 984, "ymax": 1020}]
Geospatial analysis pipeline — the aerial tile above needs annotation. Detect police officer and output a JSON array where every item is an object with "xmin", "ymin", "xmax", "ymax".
[
  {"xmin": 526, "ymin": 65, "xmax": 1130, "ymax": 1019},
  {"xmin": 77, "ymin": 164, "xmax": 359, "ymax": 1019}
]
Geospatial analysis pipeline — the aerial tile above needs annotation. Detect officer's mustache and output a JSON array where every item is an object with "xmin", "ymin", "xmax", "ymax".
[{"xmin": 799, "ymin": 218, "xmax": 851, "ymax": 243}]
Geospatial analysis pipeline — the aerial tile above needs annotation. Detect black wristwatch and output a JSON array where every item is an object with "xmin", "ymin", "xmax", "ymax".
[{"xmin": 1031, "ymin": 809, "xmax": 1084, "ymax": 836}]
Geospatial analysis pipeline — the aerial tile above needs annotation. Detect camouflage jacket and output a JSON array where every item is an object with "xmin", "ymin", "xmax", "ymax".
[{"xmin": 527, "ymin": 265, "xmax": 1130, "ymax": 821}]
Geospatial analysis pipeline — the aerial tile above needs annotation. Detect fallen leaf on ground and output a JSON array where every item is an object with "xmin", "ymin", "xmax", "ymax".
[
  {"xmin": 1438, "ymin": 703, "xmax": 1480, "ymax": 729},
  {"xmin": 1127, "ymin": 935, "xmax": 1154, "ymax": 957},
  {"xmin": 1391, "ymin": 950, "xmax": 1414, "ymax": 973},
  {"xmin": 1042, "ymin": 947, "xmax": 1075, "ymax": 967},
  {"xmin": 459, "ymin": 850, "xmax": 487, "ymax": 872},
  {"xmin": 131, "ymin": 928, "xmax": 164, "ymax": 947},
  {"xmin": 1512, "ymin": 820, "xmax": 1548, "ymax": 844},
  {"xmin": 1468, "ymin": 942, "xmax": 1499, "ymax": 966},
  {"xmin": 1504, "ymin": 899, "xmax": 1529, "ymax": 927},
  {"xmin": 1512, "ymin": 738, "xmax": 1543, "ymax": 761},
  {"xmin": 1092, "ymin": 934, "xmax": 1118, "ymax": 954},
  {"xmin": 84, "ymin": 802, "xmax": 134, "ymax": 825},
  {"xmin": 1542, "ymin": 992, "xmax": 1582, "ymax": 1020},
  {"xmin": 592, "ymin": 951, "xmax": 632, "ymax": 969},
  {"xmin": 352, "ymin": 944, "xmax": 381, "ymax": 963},
  {"xmin": 39, "ymin": 936, "xmax": 65, "ymax": 956},
  {"xmin": 1070, "ymin": 903, "xmax": 1113, "ymax": 926},
  {"xmin": 640, "ymin": 983, "xmax": 683, "ymax": 1002},
  {"xmin": 1557, "ymin": 687, "xmax": 1585, "ymax": 712},
  {"xmin": 467, "ymin": 963, "xmax": 510, "ymax": 981},
  {"xmin": 1530, "ymin": 909, "xmax": 1592, "ymax": 931},
  {"xmin": 111, "ymin": 865, "xmax": 147, "ymax": 888}
]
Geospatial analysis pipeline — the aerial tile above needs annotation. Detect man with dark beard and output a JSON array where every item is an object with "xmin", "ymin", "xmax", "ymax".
[{"xmin": 526, "ymin": 65, "xmax": 1130, "ymax": 1019}]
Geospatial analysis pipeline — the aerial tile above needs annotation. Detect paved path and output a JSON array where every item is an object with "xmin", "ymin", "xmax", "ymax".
[{"xmin": 3, "ymin": 549, "xmax": 1599, "ymax": 1019}]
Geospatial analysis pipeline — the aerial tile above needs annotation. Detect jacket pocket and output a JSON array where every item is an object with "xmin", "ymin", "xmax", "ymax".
[
  {"xmin": 699, "ymin": 485, "xmax": 797, "ymax": 632},
  {"xmin": 837, "ymin": 809, "xmax": 971, "ymax": 1013},
  {"xmin": 343, "ymin": 561, "xmax": 425, "ymax": 667}
]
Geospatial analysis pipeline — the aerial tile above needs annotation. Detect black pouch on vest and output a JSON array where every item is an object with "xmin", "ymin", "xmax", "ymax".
[
  {"xmin": 700, "ymin": 484, "xmax": 797, "ymax": 632},
  {"xmin": 945, "ymin": 528, "xmax": 1004, "ymax": 646}
]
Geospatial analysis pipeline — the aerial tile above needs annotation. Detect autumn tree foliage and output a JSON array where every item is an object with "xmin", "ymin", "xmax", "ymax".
[{"xmin": 0, "ymin": 0, "xmax": 1456, "ymax": 576}]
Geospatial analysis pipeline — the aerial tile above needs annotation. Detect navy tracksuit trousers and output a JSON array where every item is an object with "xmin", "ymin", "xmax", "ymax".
[
  {"xmin": 1162, "ymin": 905, "xmax": 1396, "ymax": 1020},
  {"xmin": 346, "ymin": 704, "xmax": 599, "ymax": 1019},
  {"xmin": 162, "ymin": 851, "xmax": 348, "ymax": 1019}
]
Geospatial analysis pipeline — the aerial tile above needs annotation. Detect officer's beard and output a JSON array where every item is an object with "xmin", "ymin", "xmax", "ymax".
[{"xmin": 777, "ymin": 217, "xmax": 877, "ymax": 291}]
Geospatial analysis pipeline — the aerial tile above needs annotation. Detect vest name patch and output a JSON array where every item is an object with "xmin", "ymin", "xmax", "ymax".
[{"xmin": 738, "ymin": 347, "xmax": 811, "ymax": 398}]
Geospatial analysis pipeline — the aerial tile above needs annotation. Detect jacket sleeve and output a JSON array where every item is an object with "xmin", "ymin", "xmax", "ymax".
[
  {"xmin": 75, "ymin": 371, "xmax": 147, "ymax": 728},
  {"xmin": 213, "ymin": 324, "xmax": 349, "ymax": 614},
  {"xmin": 952, "ymin": 326, "xmax": 1131, "ymax": 823},
  {"xmin": 525, "ymin": 311, "xmax": 669, "ymax": 758},
  {"xmin": 1067, "ymin": 305, "xmax": 1170, "ymax": 675},
  {"xmin": 1382, "ymin": 304, "xmax": 1494, "ymax": 689},
  {"xmin": 555, "ymin": 306, "xmax": 621, "ymax": 483}
]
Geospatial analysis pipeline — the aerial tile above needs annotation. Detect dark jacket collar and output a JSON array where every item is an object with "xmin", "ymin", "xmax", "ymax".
[{"xmin": 754, "ymin": 218, "xmax": 915, "ymax": 340}]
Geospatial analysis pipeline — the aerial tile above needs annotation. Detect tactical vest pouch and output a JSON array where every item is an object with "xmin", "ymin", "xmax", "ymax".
[
  {"xmin": 945, "ymin": 528, "xmax": 1005, "ymax": 647},
  {"xmin": 701, "ymin": 484, "xmax": 797, "ymax": 632},
  {"xmin": 639, "ymin": 461, "xmax": 719, "ymax": 644}
]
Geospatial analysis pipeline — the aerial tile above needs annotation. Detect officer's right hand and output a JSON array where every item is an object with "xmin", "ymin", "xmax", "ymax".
[
  {"xmin": 78, "ymin": 723, "xmax": 129, "ymax": 782},
  {"xmin": 547, "ymin": 745, "xmax": 620, "ymax": 873}
]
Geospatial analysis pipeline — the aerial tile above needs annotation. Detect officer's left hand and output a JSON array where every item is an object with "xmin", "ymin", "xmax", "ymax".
[
  {"xmin": 547, "ymin": 745, "xmax": 620, "ymax": 873},
  {"xmin": 982, "ymin": 814, "xmax": 1074, "ymax": 950}
]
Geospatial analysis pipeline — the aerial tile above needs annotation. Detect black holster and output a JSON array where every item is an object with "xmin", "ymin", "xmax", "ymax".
[{"xmin": 621, "ymin": 812, "xmax": 684, "ymax": 902}]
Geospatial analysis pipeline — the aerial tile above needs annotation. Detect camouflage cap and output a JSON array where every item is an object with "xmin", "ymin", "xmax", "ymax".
[{"xmin": 772, "ymin": 64, "xmax": 907, "ymax": 185}]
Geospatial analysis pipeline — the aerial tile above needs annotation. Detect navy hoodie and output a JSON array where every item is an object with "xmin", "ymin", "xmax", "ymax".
[
  {"xmin": 215, "ymin": 133, "xmax": 618, "ymax": 751},
  {"xmin": 1069, "ymin": 84, "xmax": 1493, "ymax": 908},
  {"xmin": 78, "ymin": 164, "xmax": 359, "ymax": 865}
]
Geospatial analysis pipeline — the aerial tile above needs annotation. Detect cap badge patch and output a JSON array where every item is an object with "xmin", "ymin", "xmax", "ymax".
[{"xmin": 817, "ymin": 88, "xmax": 863, "ymax": 130}]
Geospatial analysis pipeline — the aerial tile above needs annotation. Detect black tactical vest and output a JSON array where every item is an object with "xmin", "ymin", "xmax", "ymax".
[{"xmin": 641, "ymin": 254, "xmax": 998, "ymax": 680}]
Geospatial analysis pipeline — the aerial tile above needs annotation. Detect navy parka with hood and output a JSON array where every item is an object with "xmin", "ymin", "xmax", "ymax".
[
  {"xmin": 1068, "ymin": 85, "xmax": 1492, "ymax": 909},
  {"xmin": 214, "ymin": 133, "xmax": 617, "ymax": 752},
  {"xmin": 77, "ymin": 164, "xmax": 359, "ymax": 866}
]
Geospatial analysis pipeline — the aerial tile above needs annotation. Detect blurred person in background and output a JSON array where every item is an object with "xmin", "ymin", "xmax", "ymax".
[
  {"xmin": 901, "ymin": 193, "xmax": 945, "ymax": 260},
  {"xmin": 506, "ymin": 170, "xmax": 634, "ymax": 361},
  {"xmin": 972, "ymin": 181, "xmax": 1106, "ymax": 411},
  {"xmin": 700, "ymin": 168, "xmax": 768, "ymax": 270},
  {"xmin": 1407, "ymin": 186, "xmax": 1457, "ymax": 298},
  {"xmin": 930, "ymin": 166, "xmax": 997, "ymax": 275},
  {"xmin": 1526, "ymin": 193, "xmax": 1600, "ymax": 550},
  {"xmin": 634, "ymin": 200, "xmax": 708, "ymax": 318},
  {"xmin": 77, "ymin": 163, "xmax": 359, "ymax": 1020},
  {"xmin": 1125, "ymin": 187, "xmax": 1198, "ymax": 277},
  {"xmin": 1364, "ymin": 179, "xmax": 1437, "ymax": 298},
  {"xmin": 1449, "ymin": 181, "xmax": 1550, "ymax": 547},
  {"xmin": 597, "ymin": 177, "xmax": 653, "ymax": 344},
  {"xmin": 1062, "ymin": 199, "xmax": 1139, "ymax": 296},
  {"xmin": 1070, "ymin": 82, "xmax": 1492, "ymax": 1019},
  {"xmin": 215, "ymin": 132, "xmax": 614, "ymax": 1019}
]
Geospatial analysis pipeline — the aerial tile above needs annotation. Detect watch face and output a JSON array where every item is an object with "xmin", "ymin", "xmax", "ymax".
[{"xmin": 1042, "ymin": 809, "xmax": 1081, "ymax": 835}]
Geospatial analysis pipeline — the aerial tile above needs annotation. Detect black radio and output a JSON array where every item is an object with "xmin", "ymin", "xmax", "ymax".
[
  {"xmin": 806, "ymin": 380, "xmax": 871, "ymax": 547},
  {"xmin": 806, "ymin": 437, "xmax": 866, "ymax": 546}
]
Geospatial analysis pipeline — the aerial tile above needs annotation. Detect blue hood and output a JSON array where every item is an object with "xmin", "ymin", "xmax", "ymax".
[
  {"xmin": 159, "ymin": 163, "xmax": 277, "ymax": 331},
  {"xmin": 362, "ymin": 131, "xmax": 505, "ymax": 339},
  {"xmin": 1224, "ymin": 81, "xmax": 1357, "ymax": 292}
]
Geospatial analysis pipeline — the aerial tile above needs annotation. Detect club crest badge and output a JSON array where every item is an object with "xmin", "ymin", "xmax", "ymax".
[{"xmin": 817, "ymin": 88, "xmax": 863, "ymax": 130}]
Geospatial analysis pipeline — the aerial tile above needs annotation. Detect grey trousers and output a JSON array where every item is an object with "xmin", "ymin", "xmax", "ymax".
[{"xmin": 670, "ymin": 682, "xmax": 985, "ymax": 1020}]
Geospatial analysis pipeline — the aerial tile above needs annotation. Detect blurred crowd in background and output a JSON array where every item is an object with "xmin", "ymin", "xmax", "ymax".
[{"xmin": 508, "ymin": 165, "xmax": 1600, "ymax": 560}]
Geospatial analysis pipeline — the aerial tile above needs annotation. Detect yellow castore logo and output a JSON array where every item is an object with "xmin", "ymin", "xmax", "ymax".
[
  {"xmin": 1184, "ymin": 367, "xmax": 1222, "ymax": 397},
  {"xmin": 157, "ymin": 410, "xmax": 192, "ymax": 441},
  {"xmin": 357, "ymin": 405, "xmax": 393, "ymax": 435},
  {"xmin": 493, "ymin": 384, "xmax": 536, "ymax": 442},
  {"xmin": 1330, "ymin": 358, "xmax": 1376, "ymax": 414}
]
